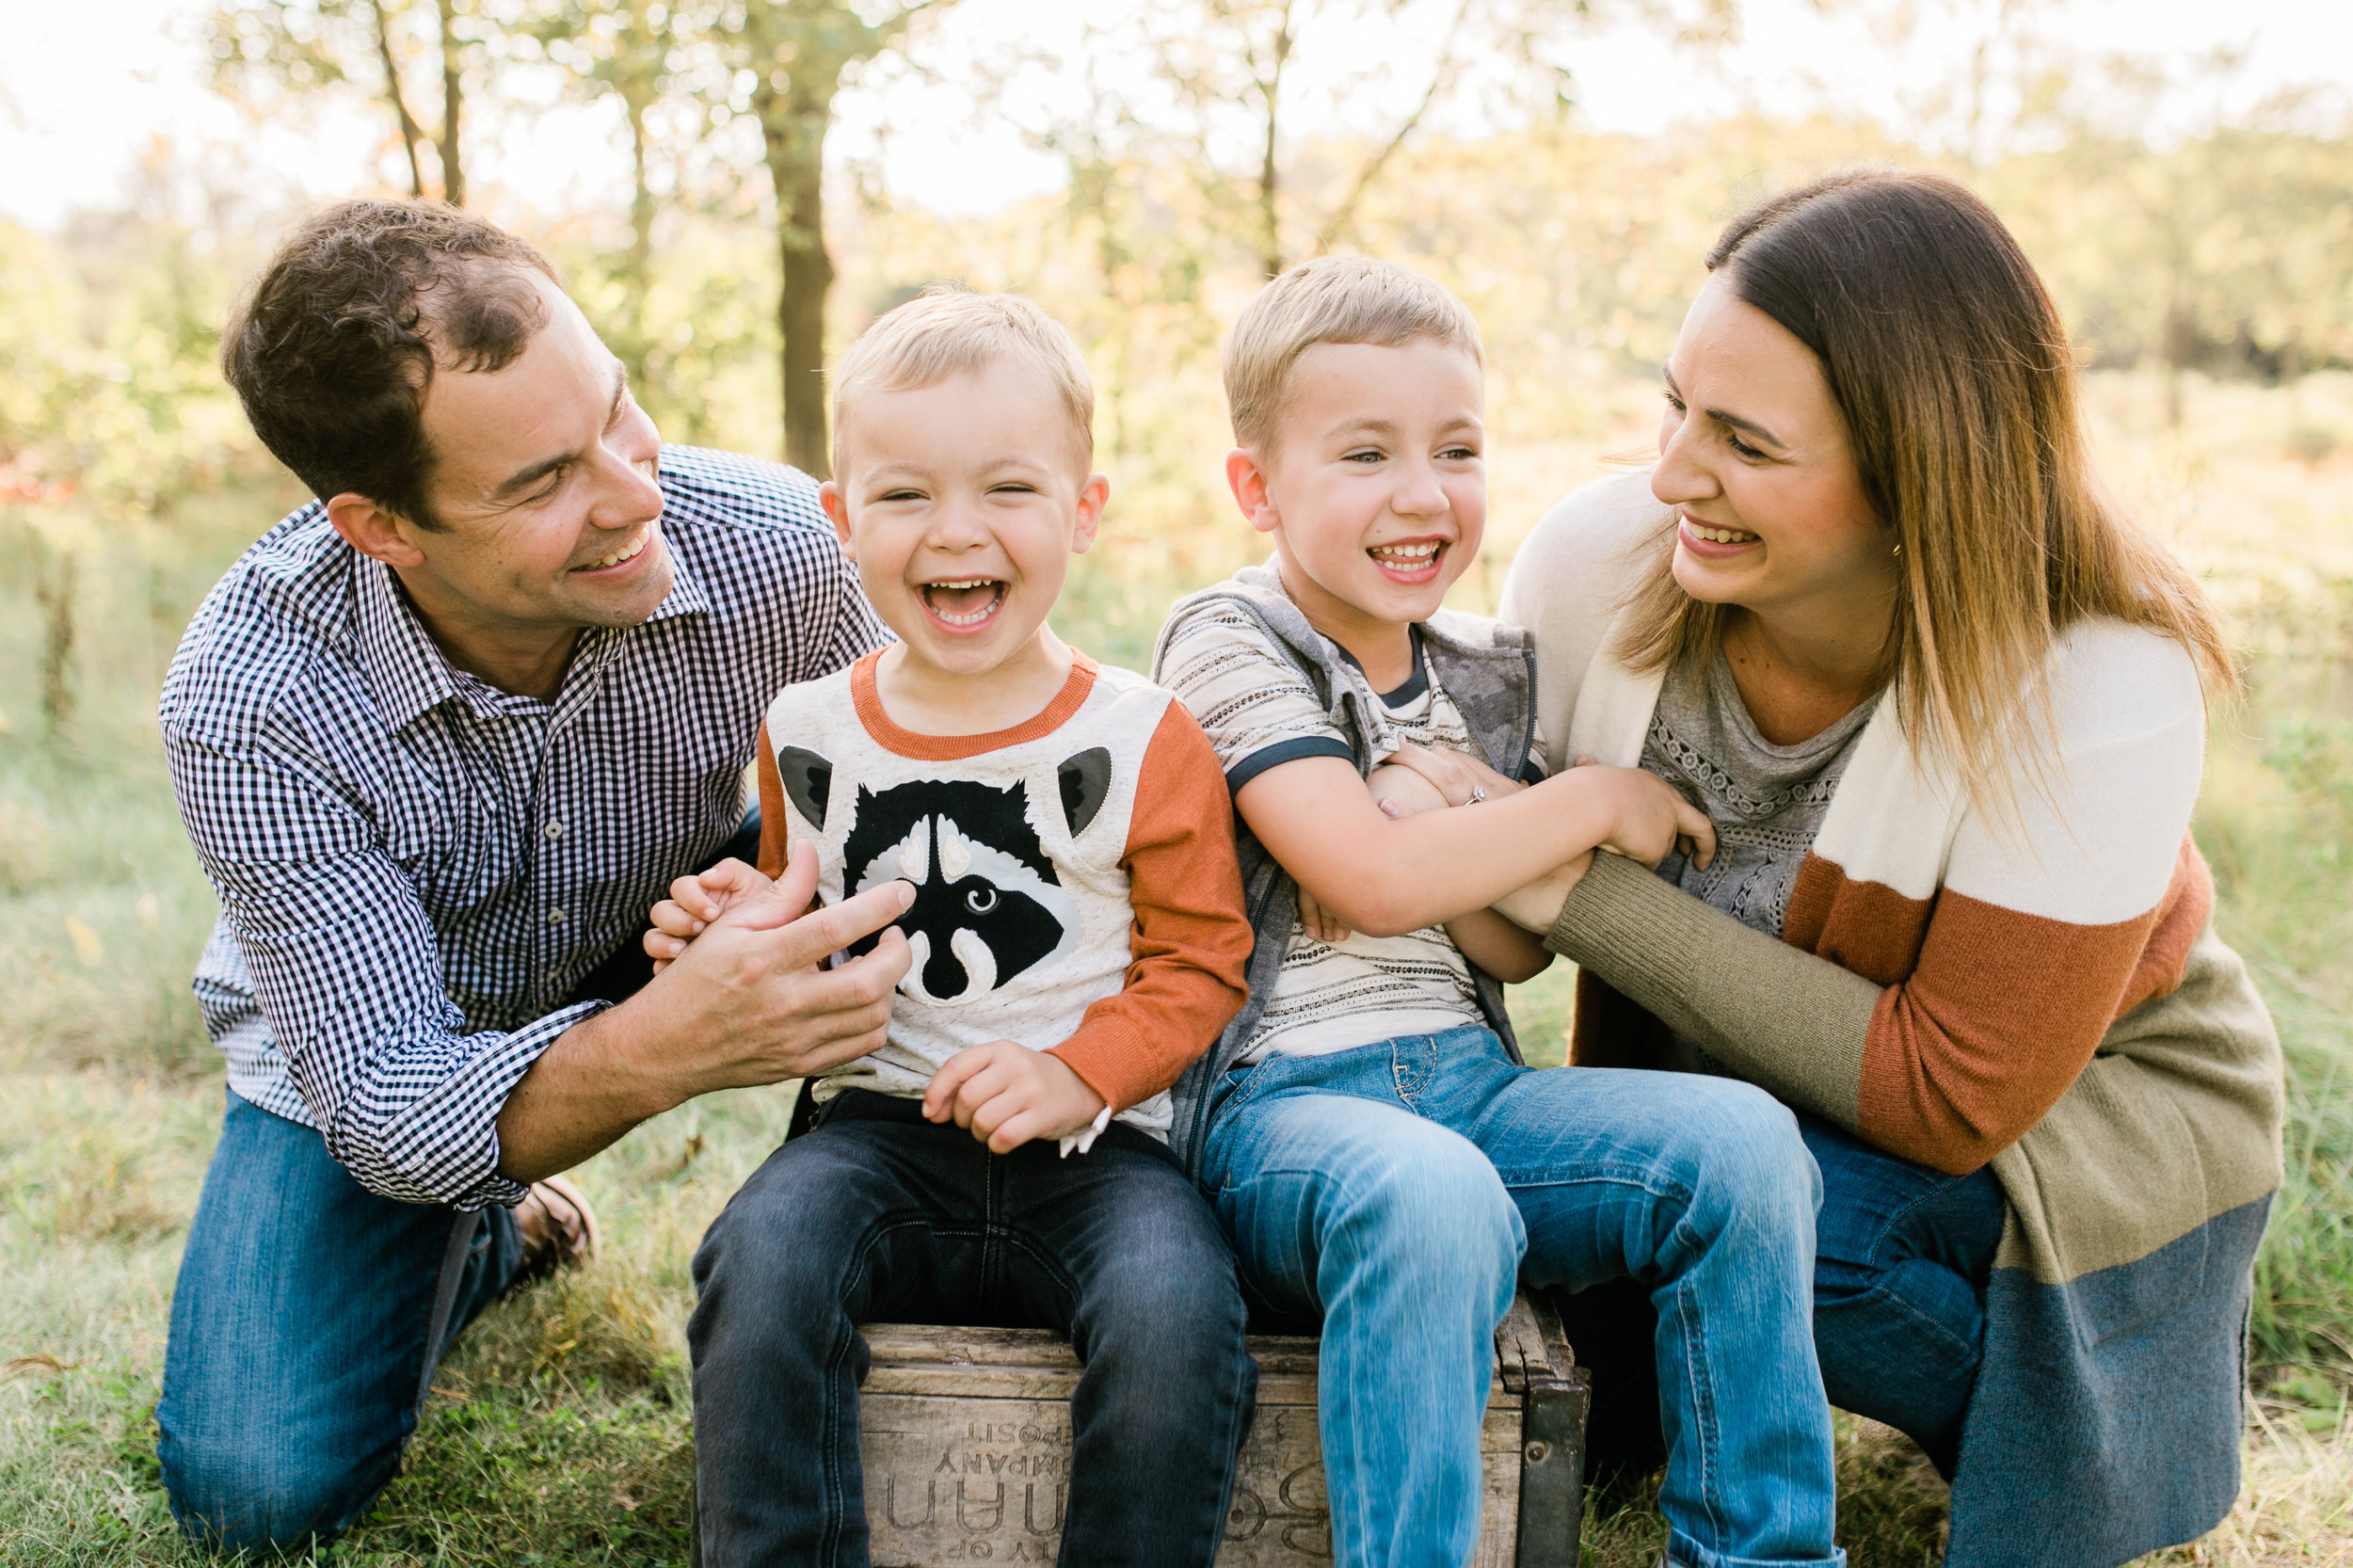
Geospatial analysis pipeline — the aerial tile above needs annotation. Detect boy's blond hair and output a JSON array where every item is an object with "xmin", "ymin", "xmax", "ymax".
[
  {"xmin": 1223, "ymin": 255, "xmax": 1484, "ymax": 452},
  {"xmin": 830, "ymin": 283, "xmax": 1095, "ymax": 476}
]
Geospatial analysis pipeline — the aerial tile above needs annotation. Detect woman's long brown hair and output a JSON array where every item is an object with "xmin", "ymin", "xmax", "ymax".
[{"xmin": 1614, "ymin": 168, "xmax": 2233, "ymax": 823}]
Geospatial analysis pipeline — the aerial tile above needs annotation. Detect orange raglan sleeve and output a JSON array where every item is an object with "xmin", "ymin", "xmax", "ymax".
[
  {"xmin": 1046, "ymin": 700, "xmax": 1255, "ymax": 1112},
  {"xmin": 753, "ymin": 719, "xmax": 789, "ymax": 879}
]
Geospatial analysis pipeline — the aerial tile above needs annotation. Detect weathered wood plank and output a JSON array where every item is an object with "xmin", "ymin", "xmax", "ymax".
[{"xmin": 858, "ymin": 1323, "xmax": 1530, "ymax": 1566}]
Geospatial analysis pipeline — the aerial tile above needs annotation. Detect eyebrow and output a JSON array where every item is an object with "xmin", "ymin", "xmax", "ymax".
[
  {"xmin": 489, "ymin": 361, "xmax": 630, "ymax": 501},
  {"xmin": 1660, "ymin": 363, "xmax": 1785, "ymax": 450}
]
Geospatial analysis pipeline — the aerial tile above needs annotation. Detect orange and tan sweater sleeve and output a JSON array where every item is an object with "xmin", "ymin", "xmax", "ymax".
[
  {"xmin": 1047, "ymin": 701, "xmax": 1254, "ymax": 1112},
  {"xmin": 1547, "ymin": 627, "xmax": 2215, "ymax": 1175},
  {"xmin": 1550, "ymin": 843, "xmax": 2210, "ymax": 1176}
]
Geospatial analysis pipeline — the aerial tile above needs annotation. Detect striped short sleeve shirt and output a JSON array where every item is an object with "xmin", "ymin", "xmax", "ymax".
[
  {"xmin": 159, "ymin": 445, "xmax": 887, "ymax": 1209},
  {"xmin": 1157, "ymin": 602, "xmax": 1485, "ymax": 1060}
]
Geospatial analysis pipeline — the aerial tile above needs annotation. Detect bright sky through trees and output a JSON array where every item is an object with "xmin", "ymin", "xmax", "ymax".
[{"xmin": 7, "ymin": 0, "xmax": 2350, "ymax": 231}]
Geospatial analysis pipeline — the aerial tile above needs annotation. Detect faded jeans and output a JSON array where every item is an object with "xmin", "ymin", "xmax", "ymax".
[{"xmin": 1199, "ymin": 1027, "xmax": 1844, "ymax": 1568}]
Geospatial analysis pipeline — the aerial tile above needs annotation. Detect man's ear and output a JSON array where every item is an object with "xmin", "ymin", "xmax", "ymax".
[
  {"xmin": 1069, "ymin": 472, "xmax": 1110, "ymax": 555},
  {"xmin": 819, "ymin": 480, "xmax": 856, "ymax": 560},
  {"xmin": 326, "ymin": 493, "xmax": 428, "ymax": 569},
  {"xmin": 1225, "ymin": 448, "xmax": 1280, "ymax": 536}
]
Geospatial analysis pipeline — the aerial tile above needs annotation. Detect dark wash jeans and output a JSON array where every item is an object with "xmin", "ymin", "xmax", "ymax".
[
  {"xmin": 157, "ymin": 1090, "xmax": 525, "ymax": 1549},
  {"xmin": 158, "ymin": 813, "xmax": 762, "ymax": 1551},
  {"xmin": 688, "ymin": 1090, "xmax": 1257, "ymax": 1568},
  {"xmin": 1566, "ymin": 1111, "xmax": 2008, "ymax": 1486}
]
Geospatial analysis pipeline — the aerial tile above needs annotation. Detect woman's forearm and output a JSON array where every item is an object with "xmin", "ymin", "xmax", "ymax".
[{"xmin": 1545, "ymin": 852, "xmax": 1882, "ymax": 1131}]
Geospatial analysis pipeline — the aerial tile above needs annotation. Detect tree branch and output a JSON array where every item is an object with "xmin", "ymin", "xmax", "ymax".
[
  {"xmin": 369, "ymin": 0, "xmax": 430, "ymax": 199},
  {"xmin": 1312, "ymin": 0, "xmax": 1469, "ymax": 256}
]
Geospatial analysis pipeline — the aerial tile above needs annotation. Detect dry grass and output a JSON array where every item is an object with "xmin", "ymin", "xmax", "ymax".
[{"xmin": 2, "ymin": 370, "xmax": 2350, "ymax": 1562}]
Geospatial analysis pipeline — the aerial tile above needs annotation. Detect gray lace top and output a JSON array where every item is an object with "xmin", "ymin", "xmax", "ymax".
[{"xmin": 1641, "ymin": 650, "xmax": 1880, "ymax": 1066}]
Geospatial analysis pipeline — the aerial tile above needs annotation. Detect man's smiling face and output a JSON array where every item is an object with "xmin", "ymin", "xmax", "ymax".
[{"xmin": 397, "ymin": 270, "xmax": 673, "ymax": 640}]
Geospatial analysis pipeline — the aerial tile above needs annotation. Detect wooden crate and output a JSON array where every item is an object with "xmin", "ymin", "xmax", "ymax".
[{"xmin": 849, "ymin": 1291, "xmax": 1589, "ymax": 1567}]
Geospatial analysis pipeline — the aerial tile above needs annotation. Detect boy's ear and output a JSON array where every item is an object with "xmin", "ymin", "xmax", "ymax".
[
  {"xmin": 326, "ymin": 493, "xmax": 428, "ymax": 569},
  {"xmin": 1069, "ymin": 472, "xmax": 1110, "ymax": 555},
  {"xmin": 818, "ymin": 480, "xmax": 856, "ymax": 560},
  {"xmin": 1225, "ymin": 448, "xmax": 1280, "ymax": 536}
]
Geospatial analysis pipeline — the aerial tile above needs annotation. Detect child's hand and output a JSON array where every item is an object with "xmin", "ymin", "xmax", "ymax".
[
  {"xmin": 922, "ymin": 1041, "xmax": 1110, "ymax": 1155},
  {"xmin": 1591, "ymin": 766, "xmax": 1717, "ymax": 871},
  {"xmin": 1295, "ymin": 886, "xmax": 1353, "ymax": 944},
  {"xmin": 643, "ymin": 857, "xmax": 775, "ymax": 974}
]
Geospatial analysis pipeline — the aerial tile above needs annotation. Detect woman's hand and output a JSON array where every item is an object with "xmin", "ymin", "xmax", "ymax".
[
  {"xmin": 1492, "ymin": 856, "xmax": 1593, "ymax": 934},
  {"xmin": 1381, "ymin": 743, "xmax": 1526, "ymax": 808}
]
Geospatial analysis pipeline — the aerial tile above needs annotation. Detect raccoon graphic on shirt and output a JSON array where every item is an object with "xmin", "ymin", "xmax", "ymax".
[{"xmin": 755, "ymin": 650, "xmax": 1250, "ymax": 1140}]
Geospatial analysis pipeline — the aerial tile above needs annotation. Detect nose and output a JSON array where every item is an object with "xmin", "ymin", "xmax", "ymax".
[
  {"xmin": 1390, "ymin": 456, "xmax": 1451, "ymax": 520},
  {"xmin": 922, "ymin": 499, "xmax": 994, "ymax": 552},
  {"xmin": 588, "ymin": 437, "xmax": 664, "ymax": 533},
  {"xmin": 1650, "ymin": 407, "xmax": 1718, "ymax": 510}
]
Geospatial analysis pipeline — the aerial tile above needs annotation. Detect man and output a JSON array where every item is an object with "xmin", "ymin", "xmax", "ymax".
[{"xmin": 154, "ymin": 198, "xmax": 917, "ymax": 1551}]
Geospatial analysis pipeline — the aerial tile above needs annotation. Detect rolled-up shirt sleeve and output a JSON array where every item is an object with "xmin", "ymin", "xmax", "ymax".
[{"xmin": 167, "ymin": 728, "xmax": 596, "ymax": 1209}]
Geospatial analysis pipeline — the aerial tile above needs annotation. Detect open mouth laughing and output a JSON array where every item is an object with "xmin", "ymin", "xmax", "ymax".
[
  {"xmin": 1368, "ymin": 537, "xmax": 1449, "ymax": 584},
  {"xmin": 571, "ymin": 525, "xmax": 653, "ymax": 573},
  {"xmin": 1678, "ymin": 514, "xmax": 1762, "ymax": 556},
  {"xmin": 920, "ymin": 577, "xmax": 1007, "ymax": 631}
]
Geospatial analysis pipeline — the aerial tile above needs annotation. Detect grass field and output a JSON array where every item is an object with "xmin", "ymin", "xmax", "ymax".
[{"xmin": 1, "ymin": 371, "xmax": 2349, "ymax": 1564}]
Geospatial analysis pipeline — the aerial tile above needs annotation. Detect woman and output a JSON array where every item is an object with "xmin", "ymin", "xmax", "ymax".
[{"xmin": 1408, "ymin": 170, "xmax": 2285, "ymax": 1568}]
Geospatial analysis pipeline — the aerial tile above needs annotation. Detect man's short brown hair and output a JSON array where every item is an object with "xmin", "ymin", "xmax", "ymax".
[
  {"xmin": 1222, "ymin": 255, "xmax": 1484, "ymax": 452},
  {"xmin": 222, "ymin": 199, "xmax": 560, "ymax": 526}
]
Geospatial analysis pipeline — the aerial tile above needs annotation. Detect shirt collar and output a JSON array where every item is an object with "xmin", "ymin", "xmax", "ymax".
[
  {"xmin": 641, "ymin": 532, "xmax": 712, "ymax": 624},
  {"xmin": 351, "ymin": 532, "xmax": 713, "ymax": 731},
  {"xmin": 353, "ymin": 553, "xmax": 463, "ymax": 732}
]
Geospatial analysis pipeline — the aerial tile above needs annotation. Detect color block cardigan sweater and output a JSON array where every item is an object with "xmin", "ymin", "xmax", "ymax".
[{"xmin": 1500, "ymin": 474, "xmax": 2285, "ymax": 1568}]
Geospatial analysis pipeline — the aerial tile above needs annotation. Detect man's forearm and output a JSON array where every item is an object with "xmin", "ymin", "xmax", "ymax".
[{"xmin": 493, "ymin": 1000, "xmax": 690, "ymax": 1183}]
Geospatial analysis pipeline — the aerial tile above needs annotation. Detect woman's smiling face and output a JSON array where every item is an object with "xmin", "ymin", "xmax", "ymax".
[{"xmin": 1651, "ymin": 271, "xmax": 1895, "ymax": 627}]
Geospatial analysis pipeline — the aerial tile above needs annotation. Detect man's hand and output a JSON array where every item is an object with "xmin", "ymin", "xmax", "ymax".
[
  {"xmin": 921, "ymin": 1041, "xmax": 1109, "ymax": 1155},
  {"xmin": 644, "ymin": 856, "xmax": 774, "ymax": 974},
  {"xmin": 495, "ymin": 840, "xmax": 914, "ymax": 1182}
]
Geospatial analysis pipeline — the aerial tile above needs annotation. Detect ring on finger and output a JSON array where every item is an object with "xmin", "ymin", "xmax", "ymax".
[{"xmin": 1466, "ymin": 785, "xmax": 1488, "ymax": 805}]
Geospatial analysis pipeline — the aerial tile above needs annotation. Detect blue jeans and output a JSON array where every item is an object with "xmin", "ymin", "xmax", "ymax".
[
  {"xmin": 688, "ymin": 1091, "xmax": 1257, "ymax": 1568},
  {"xmin": 1801, "ymin": 1116, "xmax": 2006, "ymax": 1479},
  {"xmin": 1201, "ymin": 1028, "xmax": 1842, "ymax": 1568},
  {"xmin": 157, "ymin": 1091, "xmax": 522, "ymax": 1550}
]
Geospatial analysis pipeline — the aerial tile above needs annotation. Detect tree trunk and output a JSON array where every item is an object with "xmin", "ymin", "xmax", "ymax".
[
  {"xmin": 758, "ymin": 86, "xmax": 836, "ymax": 477},
  {"xmin": 622, "ymin": 81, "xmax": 656, "ymax": 387},
  {"xmin": 370, "ymin": 0, "xmax": 429, "ymax": 199},
  {"xmin": 436, "ymin": 0, "xmax": 465, "ymax": 205},
  {"xmin": 33, "ymin": 546, "xmax": 75, "ymax": 734},
  {"xmin": 1254, "ymin": 4, "xmax": 1295, "ymax": 280}
]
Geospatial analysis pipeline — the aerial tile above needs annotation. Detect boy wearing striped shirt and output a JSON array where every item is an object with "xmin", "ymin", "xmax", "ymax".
[
  {"xmin": 649, "ymin": 288, "xmax": 1257, "ymax": 1568},
  {"xmin": 1151, "ymin": 257, "xmax": 1848, "ymax": 1568}
]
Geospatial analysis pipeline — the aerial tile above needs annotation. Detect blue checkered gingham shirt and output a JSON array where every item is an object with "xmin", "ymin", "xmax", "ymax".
[{"xmin": 160, "ymin": 446, "xmax": 887, "ymax": 1209}]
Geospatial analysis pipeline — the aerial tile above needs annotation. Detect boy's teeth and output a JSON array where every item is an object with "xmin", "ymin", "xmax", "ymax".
[
  {"xmin": 921, "ymin": 579, "xmax": 1006, "ymax": 625},
  {"xmin": 1370, "ymin": 542, "xmax": 1442, "ymax": 563},
  {"xmin": 1687, "ymin": 523, "xmax": 1759, "ymax": 544}
]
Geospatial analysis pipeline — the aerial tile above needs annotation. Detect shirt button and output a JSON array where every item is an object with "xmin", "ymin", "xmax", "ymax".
[
  {"xmin": 544, "ymin": 819, "xmax": 565, "ymax": 840},
  {"xmin": 546, "ymin": 908, "xmax": 567, "ymax": 927}
]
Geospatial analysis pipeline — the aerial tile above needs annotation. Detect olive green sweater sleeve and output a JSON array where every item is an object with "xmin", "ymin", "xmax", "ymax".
[{"xmin": 1545, "ymin": 851, "xmax": 1882, "ymax": 1131}]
